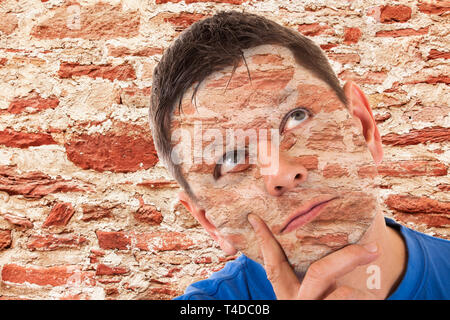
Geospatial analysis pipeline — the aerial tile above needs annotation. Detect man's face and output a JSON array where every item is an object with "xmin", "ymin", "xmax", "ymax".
[{"xmin": 172, "ymin": 45, "xmax": 380, "ymax": 273}]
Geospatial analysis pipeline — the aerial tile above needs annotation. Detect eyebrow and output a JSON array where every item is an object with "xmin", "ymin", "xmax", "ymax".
[{"xmin": 275, "ymin": 90, "xmax": 293, "ymax": 106}]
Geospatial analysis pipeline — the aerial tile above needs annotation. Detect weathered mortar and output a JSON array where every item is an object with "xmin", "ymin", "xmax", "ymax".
[{"xmin": 0, "ymin": 0, "xmax": 448, "ymax": 300}]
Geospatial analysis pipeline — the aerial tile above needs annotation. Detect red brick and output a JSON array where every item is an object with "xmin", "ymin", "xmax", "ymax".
[
  {"xmin": 339, "ymin": 70, "xmax": 387, "ymax": 84},
  {"xmin": 386, "ymin": 195, "xmax": 450, "ymax": 215},
  {"xmin": 394, "ymin": 212, "xmax": 449, "ymax": 228},
  {"xmin": 374, "ymin": 112, "xmax": 391, "ymax": 123},
  {"xmin": 81, "ymin": 204, "xmax": 113, "ymax": 222},
  {"xmin": 98, "ymin": 278, "xmax": 121, "ymax": 285},
  {"xmin": 0, "ymin": 12, "xmax": 18, "ymax": 35},
  {"xmin": 382, "ymin": 127, "xmax": 450, "ymax": 146},
  {"xmin": 297, "ymin": 23, "xmax": 334, "ymax": 36},
  {"xmin": 380, "ymin": 5, "xmax": 412, "ymax": 23},
  {"xmin": 105, "ymin": 288, "xmax": 119, "ymax": 296},
  {"xmin": 402, "ymin": 70, "xmax": 450, "ymax": 85},
  {"xmin": 194, "ymin": 256, "xmax": 212, "ymax": 264},
  {"xmin": 58, "ymin": 62, "xmax": 136, "ymax": 81},
  {"xmin": 408, "ymin": 75, "xmax": 450, "ymax": 85},
  {"xmin": 322, "ymin": 164, "xmax": 349, "ymax": 178},
  {"xmin": 107, "ymin": 45, "xmax": 163, "ymax": 57},
  {"xmin": 96, "ymin": 231, "xmax": 131, "ymax": 250},
  {"xmin": 375, "ymin": 27, "xmax": 429, "ymax": 37},
  {"xmin": 0, "ymin": 230, "xmax": 12, "ymax": 250},
  {"xmin": 418, "ymin": 3, "xmax": 450, "ymax": 15},
  {"xmin": 2, "ymin": 213, "xmax": 33, "ymax": 229},
  {"xmin": 31, "ymin": 3, "xmax": 140, "ymax": 40},
  {"xmin": 136, "ymin": 232, "xmax": 195, "ymax": 251},
  {"xmin": 320, "ymin": 43, "xmax": 339, "ymax": 51},
  {"xmin": 89, "ymin": 256, "xmax": 99, "ymax": 264},
  {"xmin": 1, "ymin": 264, "xmax": 95, "ymax": 287},
  {"xmin": 427, "ymin": 49, "xmax": 450, "ymax": 60},
  {"xmin": 0, "ymin": 129, "xmax": 56, "ymax": 148},
  {"xmin": 7, "ymin": 92, "xmax": 59, "ymax": 114},
  {"xmin": 164, "ymin": 267, "xmax": 182, "ymax": 278},
  {"xmin": 65, "ymin": 123, "xmax": 158, "ymax": 173},
  {"xmin": 343, "ymin": 27, "xmax": 362, "ymax": 44},
  {"xmin": 137, "ymin": 180, "xmax": 178, "ymax": 189},
  {"xmin": 134, "ymin": 197, "xmax": 163, "ymax": 225},
  {"xmin": 150, "ymin": 279, "xmax": 170, "ymax": 285},
  {"xmin": 0, "ymin": 165, "xmax": 86, "ymax": 199},
  {"xmin": 327, "ymin": 53, "xmax": 361, "ymax": 64},
  {"xmin": 156, "ymin": 0, "xmax": 245, "ymax": 4},
  {"xmin": 358, "ymin": 160, "xmax": 447, "ymax": 178},
  {"xmin": 42, "ymin": 203, "xmax": 75, "ymax": 228},
  {"xmin": 96, "ymin": 264, "xmax": 129, "ymax": 276},
  {"xmin": 89, "ymin": 249, "xmax": 104, "ymax": 263},
  {"xmin": 96, "ymin": 231, "xmax": 195, "ymax": 251},
  {"xmin": 164, "ymin": 13, "xmax": 206, "ymax": 31},
  {"xmin": 27, "ymin": 233, "xmax": 88, "ymax": 251}
]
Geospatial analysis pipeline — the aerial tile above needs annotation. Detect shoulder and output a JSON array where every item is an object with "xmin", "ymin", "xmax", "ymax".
[
  {"xmin": 174, "ymin": 255, "xmax": 253, "ymax": 300},
  {"xmin": 385, "ymin": 217, "xmax": 450, "ymax": 300},
  {"xmin": 386, "ymin": 217, "xmax": 450, "ymax": 254}
]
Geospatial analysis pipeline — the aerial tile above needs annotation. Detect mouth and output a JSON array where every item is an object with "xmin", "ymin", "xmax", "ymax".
[{"xmin": 279, "ymin": 196, "xmax": 339, "ymax": 235}]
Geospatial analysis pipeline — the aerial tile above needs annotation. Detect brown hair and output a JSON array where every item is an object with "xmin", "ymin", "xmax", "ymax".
[{"xmin": 149, "ymin": 10, "xmax": 347, "ymax": 202}]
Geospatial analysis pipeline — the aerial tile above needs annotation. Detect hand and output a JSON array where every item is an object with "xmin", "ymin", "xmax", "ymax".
[{"xmin": 247, "ymin": 213, "xmax": 380, "ymax": 300}]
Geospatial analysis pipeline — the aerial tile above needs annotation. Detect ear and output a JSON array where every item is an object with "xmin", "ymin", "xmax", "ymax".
[
  {"xmin": 343, "ymin": 80, "xmax": 383, "ymax": 165},
  {"xmin": 178, "ymin": 191, "xmax": 237, "ymax": 255}
]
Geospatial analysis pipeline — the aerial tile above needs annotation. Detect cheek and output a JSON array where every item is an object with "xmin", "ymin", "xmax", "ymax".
[
  {"xmin": 198, "ymin": 185, "xmax": 259, "ymax": 230},
  {"xmin": 190, "ymin": 171, "xmax": 272, "ymax": 228},
  {"xmin": 313, "ymin": 192, "xmax": 378, "ymax": 222},
  {"xmin": 284, "ymin": 116, "xmax": 378, "ymax": 188},
  {"xmin": 223, "ymin": 232, "xmax": 249, "ymax": 252}
]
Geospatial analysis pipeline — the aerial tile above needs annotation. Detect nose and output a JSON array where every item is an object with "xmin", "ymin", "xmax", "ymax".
[{"xmin": 263, "ymin": 155, "xmax": 308, "ymax": 196}]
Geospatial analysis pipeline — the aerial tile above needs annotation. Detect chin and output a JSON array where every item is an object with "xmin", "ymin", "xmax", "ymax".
[{"xmin": 237, "ymin": 217, "xmax": 373, "ymax": 276}]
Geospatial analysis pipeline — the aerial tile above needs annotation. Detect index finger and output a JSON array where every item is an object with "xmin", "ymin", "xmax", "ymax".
[{"xmin": 248, "ymin": 213, "xmax": 300, "ymax": 299}]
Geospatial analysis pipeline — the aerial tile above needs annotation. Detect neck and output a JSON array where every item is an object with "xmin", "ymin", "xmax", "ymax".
[{"xmin": 335, "ymin": 211, "xmax": 407, "ymax": 299}]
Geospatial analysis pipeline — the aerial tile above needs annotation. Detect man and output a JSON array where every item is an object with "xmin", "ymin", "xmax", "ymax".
[{"xmin": 149, "ymin": 11, "xmax": 450, "ymax": 300}]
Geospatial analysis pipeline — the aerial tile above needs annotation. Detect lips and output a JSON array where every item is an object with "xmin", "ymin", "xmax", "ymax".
[{"xmin": 279, "ymin": 196, "xmax": 338, "ymax": 235}]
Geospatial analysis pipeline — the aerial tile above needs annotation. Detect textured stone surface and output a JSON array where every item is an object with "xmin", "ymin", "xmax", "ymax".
[
  {"xmin": 0, "ymin": 129, "xmax": 56, "ymax": 148},
  {"xmin": 27, "ymin": 233, "xmax": 88, "ymax": 251},
  {"xmin": 58, "ymin": 62, "xmax": 136, "ymax": 81},
  {"xmin": 42, "ymin": 203, "xmax": 75, "ymax": 228},
  {"xmin": 0, "ymin": 166, "xmax": 86, "ymax": 199},
  {"xmin": 0, "ymin": 0, "xmax": 448, "ymax": 300},
  {"xmin": 0, "ymin": 230, "xmax": 12, "ymax": 250},
  {"xmin": 64, "ymin": 123, "xmax": 158, "ymax": 173},
  {"xmin": 1, "ymin": 264, "xmax": 96, "ymax": 287},
  {"xmin": 31, "ymin": 3, "xmax": 140, "ymax": 40},
  {"xmin": 6, "ymin": 92, "xmax": 59, "ymax": 114}
]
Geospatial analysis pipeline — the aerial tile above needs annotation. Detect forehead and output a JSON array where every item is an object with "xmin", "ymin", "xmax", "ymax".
[{"xmin": 173, "ymin": 44, "xmax": 344, "ymax": 131}]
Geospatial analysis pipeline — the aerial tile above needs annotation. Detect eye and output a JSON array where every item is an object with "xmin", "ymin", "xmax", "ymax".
[
  {"xmin": 213, "ymin": 149, "xmax": 251, "ymax": 180},
  {"xmin": 281, "ymin": 107, "xmax": 311, "ymax": 133}
]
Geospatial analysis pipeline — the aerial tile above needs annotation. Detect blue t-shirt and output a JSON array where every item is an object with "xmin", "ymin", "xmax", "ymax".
[{"xmin": 174, "ymin": 218, "xmax": 450, "ymax": 300}]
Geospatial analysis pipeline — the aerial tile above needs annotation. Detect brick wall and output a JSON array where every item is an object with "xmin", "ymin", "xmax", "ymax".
[{"xmin": 0, "ymin": 0, "xmax": 448, "ymax": 300}]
